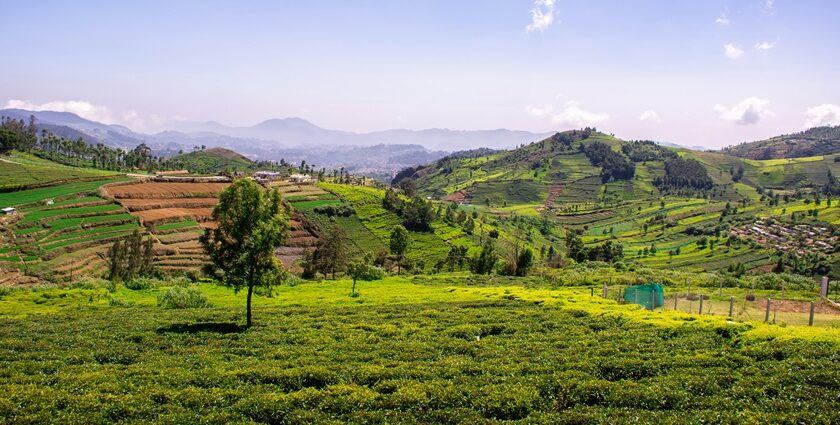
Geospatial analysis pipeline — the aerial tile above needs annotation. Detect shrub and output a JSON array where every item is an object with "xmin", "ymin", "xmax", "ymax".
[
  {"xmin": 156, "ymin": 286, "xmax": 211, "ymax": 309},
  {"xmin": 124, "ymin": 277, "xmax": 161, "ymax": 290}
]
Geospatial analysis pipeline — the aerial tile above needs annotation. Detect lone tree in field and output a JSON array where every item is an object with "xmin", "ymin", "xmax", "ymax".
[
  {"xmin": 389, "ymin": 225, "xmax": 410, "ymax": 274},
  {"xmin": 347, "ymin": 257, "xmax": 384, "ymax": 295},
  {"xmin": 201, "ymin": 179, "xmax": 288, "ymax": 327}
]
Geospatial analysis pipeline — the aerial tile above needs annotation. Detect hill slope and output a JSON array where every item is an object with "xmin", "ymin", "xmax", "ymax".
[
  {"xmin": 722, "ymin": 126, "xmax": 840, "ymax": 159},
  {"xmin": 170, "ymin": 147, "xmax": 254, "ymax": 174}
]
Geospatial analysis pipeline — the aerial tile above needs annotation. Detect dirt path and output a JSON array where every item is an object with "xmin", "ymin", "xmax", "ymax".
[{"xmin": 545, "ymin": 183, "xmax": 564, "ymax": 209}]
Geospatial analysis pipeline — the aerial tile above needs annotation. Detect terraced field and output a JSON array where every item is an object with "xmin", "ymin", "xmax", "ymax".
[
  {"xmin": 0, "ymin": 178, "xmax": 140, "ymax": 283},
  {"xmin": 102, "ymin": 180, "xmax": 233, "ymax": 276}
]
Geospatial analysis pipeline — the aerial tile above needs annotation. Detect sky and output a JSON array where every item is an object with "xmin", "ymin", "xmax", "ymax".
[{"xmin": 1, "ymin": 0, "xmax": 839, "ymax": 148}]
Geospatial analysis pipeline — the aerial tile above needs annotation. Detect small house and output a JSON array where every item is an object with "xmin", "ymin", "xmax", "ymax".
[
  {"xmin": 289, "ymin": 174, "xmax": 312, "ymax": 184},
  {"xmin": 2, "ymin": 207, "xmax": 16, "ymax": 215}
]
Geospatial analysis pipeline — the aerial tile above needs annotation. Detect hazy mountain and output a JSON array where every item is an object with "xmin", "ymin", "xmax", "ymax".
[{"xmin": 0, "ymin": 108, "xmax": 558, "ymax": 178}]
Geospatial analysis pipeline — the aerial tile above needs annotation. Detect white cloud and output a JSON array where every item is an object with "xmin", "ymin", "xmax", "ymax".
[
  {"xmin": 527, "ymin": 100, "xmax": 609, "ymax": 128},
  {"xmin": 715, "ymin": 13, "xmax": 730, "ymax": 26},
  {"xmin": 803, "ymin": 104, "xmax": 840, "ymax": 129},
  {"xmin": 525, "ymin": 0, "xmax": 557, "ymax": 33},
  {"xmin": 3, "ymin": 99, "xmax": 171, "ymax": 133},
  {"xmin": 754, "ymin": 40, "xmax": 776, "ymax": 51},
  {"xmin": 724, "ymin": 43, "xmax": 744, "ymax": 59},
  {"xmin": 5, "ymin": 99, "xmax": 114, "ymax": 123},
  {"xmin": 713, "ymin": 97, "xmax": 774, "ymax": 125},
  {"xmin": 765, "ymin": 0, "xmax": 775, "ymax": 11},
  {"xmin": 639, "ymin": 109, "xmax": 661, "ymax": 123}
]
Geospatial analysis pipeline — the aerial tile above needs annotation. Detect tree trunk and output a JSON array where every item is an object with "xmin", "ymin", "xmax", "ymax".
[
  {"xmin": 352, "ymin": 278, "xmax": 357, "ymax": 294},
  {"xmin": 246, "ymin": 284, "xmax": 254, "ymax": 328}
]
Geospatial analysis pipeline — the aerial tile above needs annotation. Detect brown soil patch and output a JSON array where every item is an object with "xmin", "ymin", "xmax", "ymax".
[
  {"xmin": 118, "ymin": 198, "xmax": 218, "ymax": 211},
  {"xmin": 444, "ymin": 191, "xmax": 467, "ymax": 203},
  {"xmin": 134, "ymin": 208, "xmax": 214, "ymax": 224},
  {"xmin": 102, "ymin": 182, "xmax": 230, "ymax": 199},
  {"xmin": 752, "ymin": 299, "xmax": 840, "ymax": 315}
]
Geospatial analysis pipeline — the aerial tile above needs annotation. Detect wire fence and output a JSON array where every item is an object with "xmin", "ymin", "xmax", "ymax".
[{"xmin": 595, "ymin": 285, "xmax": 840, "ymax": 327}]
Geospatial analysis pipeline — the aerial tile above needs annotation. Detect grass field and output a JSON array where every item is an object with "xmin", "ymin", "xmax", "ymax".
[
  {"xmin": 0, "ymin": 151, "xmax": 120, "ymax": 191},
  {"xmin": 1, "ymin": 275, "xmax": 839, "ymax": 423}
]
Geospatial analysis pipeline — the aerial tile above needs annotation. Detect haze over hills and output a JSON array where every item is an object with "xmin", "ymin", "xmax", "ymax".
[{"xmin": 0, "ymin": 108, "xmax": 553, "ymax": 176}]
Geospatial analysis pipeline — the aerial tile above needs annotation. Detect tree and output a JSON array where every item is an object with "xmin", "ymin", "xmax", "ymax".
[
  {"xmin": 317, "ymin": 226, "xmax": 348, "ymax": 279},
  {"xmin": 201, "ymin": 179, "xmax": 289, "ymax": 327},
  {"xmin": 471, "ymin": 239, "xmax": 498, "ymax": 275},
  {"xmin": 515, "ymin": 247, "xmax": 534, "ymax": 276},
  {"xmin": 389, "ymin": 225, "xmax": 410, "ymax": 274},
  {"xmin": 347, "ymin": 258, "xmax": 384, "ymax": 295}
]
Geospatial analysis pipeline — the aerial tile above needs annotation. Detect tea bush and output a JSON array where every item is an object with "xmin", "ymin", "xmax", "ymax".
[{"xmin": 156, "ymin": 285, "xmax": 212, "ymax": 308}]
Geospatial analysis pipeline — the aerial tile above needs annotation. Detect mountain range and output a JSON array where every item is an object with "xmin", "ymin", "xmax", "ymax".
[{"xmin": 0, "ymin": 108, "xmax": 556, "ymax": 176}]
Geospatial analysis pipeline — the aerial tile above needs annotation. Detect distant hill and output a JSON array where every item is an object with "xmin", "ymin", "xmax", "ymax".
[
  {"xmin": 722, "ymin": 126, "xmax": 840, "ymax": 159},
  {"xmin": 0, "ymin": 108, "xmax": 551, "ymax": 175},
  {"xmin": 171, "ymin": 147, "xmax": 254, "ymax": 174}
]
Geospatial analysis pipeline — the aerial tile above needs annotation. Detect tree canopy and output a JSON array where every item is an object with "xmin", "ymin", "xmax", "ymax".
[{"xmin": 200, "ymin": 178, "xmax": 289, "ymax": 327}]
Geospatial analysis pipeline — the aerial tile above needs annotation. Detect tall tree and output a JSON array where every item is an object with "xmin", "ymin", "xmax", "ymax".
[
  {"xmin": 389, "ymin": 225, "xmax": 410, "ymax": 274},
  {"xmin": 201, "ymin": 179, "xmax": 289, "ymax": 327},
  {"xmin": 317, "ymin": 226, "xmax": 348, "ymax": 279}
]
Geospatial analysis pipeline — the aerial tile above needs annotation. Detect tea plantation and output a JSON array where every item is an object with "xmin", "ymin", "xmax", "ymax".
[{"xmin": 1, "ymin": 275, "xmax": 839, "ymax": 424}]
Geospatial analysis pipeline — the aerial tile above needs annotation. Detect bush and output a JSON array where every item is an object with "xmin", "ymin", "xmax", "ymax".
[
  {"xmin": 125, "ymin": 277, "xmax": 161, "ymax": 290},
  {"xmin": 68, "ymin": 277, "xmax": 110, "ymax": 290},
  {"xmin": 157, "ymin": 286, "xmax": 211, "ymax": 309}
]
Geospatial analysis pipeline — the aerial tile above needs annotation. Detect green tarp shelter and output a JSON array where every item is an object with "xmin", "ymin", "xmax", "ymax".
[{"xmin": 623, "ymin": 283, "xmax": 665, "ymax": 310}]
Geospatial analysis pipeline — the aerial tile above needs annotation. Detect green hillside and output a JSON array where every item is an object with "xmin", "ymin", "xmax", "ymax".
[
  {"xmin": 0, "ymin": 151, "xmax": 120, "ymax": 191},
  {"xmin": 399, "ymin": 130, "xmax": 840, "ymax": 275},
  {"xmin": 722, "ymin": 126, "xmax": 840, "ymax": 159},
  {"xmin": 170, "ymin": 147, "xmax": 255, "ymax": 174}
]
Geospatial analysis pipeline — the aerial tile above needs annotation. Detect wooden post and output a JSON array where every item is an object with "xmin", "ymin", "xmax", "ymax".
[
  {"xmin": 590, "ymin": 287, "xmax": 594, "ymax": 297},
  {"xmin": 674, "ymin": 293, "xmax": 678, "ymax": 311},
  {"xmin": 809, "ymin": 301, "xmax": 815, "ymax": 326},
  {"xmin": 634, "ymin": 288, "xmax": 639, "ymax": 305},
  {"xmin": 699, "ymin": 297, "xmax": 704, "ymax": 315},
  {"xmin": 728, "ymin": 296, "xmax": 734, "ymax": 318},
  {"xmin": 765, "ymin": 298, "xmax": 771, "ymax": 322},
  {"xmin": 650, "ymin": 290, "xmax": 655, "ymax": 311},
  {"xmin": 602, "ymin": 281, "xmax": 608, "ymax": 298},
  {"xmin": 820, "ymin": 276, "xmax": 829, "ymax": 298}
]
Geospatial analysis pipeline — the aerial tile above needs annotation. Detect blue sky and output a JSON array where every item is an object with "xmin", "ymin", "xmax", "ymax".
[{"xmin": 1, "ymin": 0, "xmax": 838, "ymax": 148}]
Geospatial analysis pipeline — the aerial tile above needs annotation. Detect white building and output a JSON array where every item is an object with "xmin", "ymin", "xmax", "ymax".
[
  {"xmin": 289, "ymin": 174, "xmax": 313, "ymax": 184},
  {"xmin": 2, "ymin": 207, "xmax": 16, "ymax": 215}
]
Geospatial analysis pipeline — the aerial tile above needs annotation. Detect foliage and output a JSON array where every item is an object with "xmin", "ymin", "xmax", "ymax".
[
  {"xmin": 312, "ymin": 203, "xmax": 354, "ymax": 217},
  {"xmin": 389, "ymin": 225, "xmax": 411, "ymax": 274},
  {"xmin": 108, "ymin": 230, "xmax": 155, "ymax": 282},
  {"xmin": 655, "ymin": 156, "xmax": 713, "ymax": 190},
  {"xmin": 582, "ymin": 142, "xmax": 635, "ymax": 182},
  {"xmin": 346, "ymin": 259, "xmax": 384, "ymax": 294},
  {"xmin": 156, "ymin": 285, "xmax": 212, "ymax": 308},
  {"xmin": 1, "ymin": 276, "xmax": 839, "ymax": 423},
  {"xmin": 200, "ymin": 178, "xmax": 289, "ymax": 326},
  {"xmin": 471, "ymin": 240, "xmax": 498, "ymax": 275},
  {"xmin": 621, "ymin": 140, "xmax": 676, "ymax": 162}
]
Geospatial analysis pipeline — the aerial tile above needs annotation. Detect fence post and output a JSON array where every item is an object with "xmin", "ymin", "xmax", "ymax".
[
  {"xmin": 634, "ymin": 288, "xmax": 639, "ymax": 305},
  {"xmin": 650, "ymin": 290, "xmax": 655, "ymax": 311},
  {"xmin": 591, "ymin": 287, "xmax": 594, "ymax": 297},
  {"xmin": 728, "ymin": 296, "xmax": 734, "ymax": 318},
  {"xmin": 674, "ymin": 293, "xmax": 678, "ymax": 311},
  {"xmin": 699, "ymin": 297, "xmax": 704, "ymax": 315},
  {"xmin": 765, "ymin": 298, "xmax": 771, "ymax": 322},
  {"xmin": 809, "ymin": 301, "xmax": 815, "ymax": 326},
  {"xmin": 602, "ymin": 281, "xmax": 608, "ymax": 298},
  {"xmin": 821, "ymin": 276, "xmax": 829, "ymax": 298}
]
